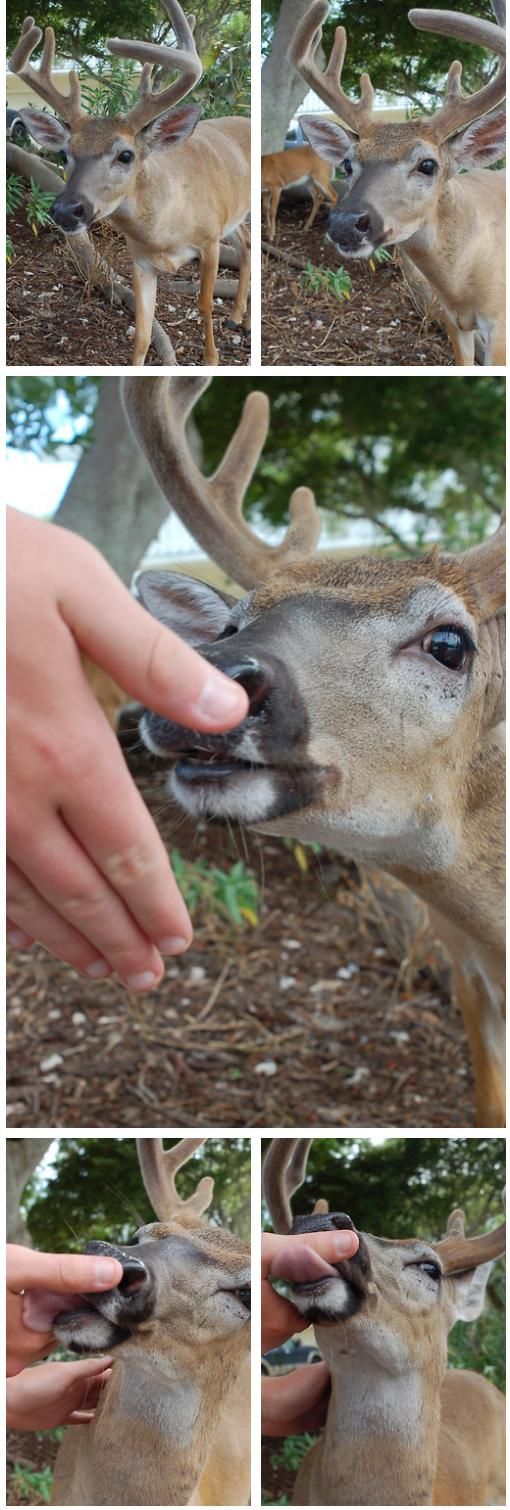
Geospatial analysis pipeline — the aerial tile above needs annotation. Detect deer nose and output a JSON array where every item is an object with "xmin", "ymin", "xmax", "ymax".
[
  {"xmin": 217, "ymin": 656, "xmax": 273, "ymax": 715},
  {"xmin": 355, "ymin": 212, "xmax": 370, "ymax": 233},
  {"xmin": 51, "ymin": 197, "xmax": 90, "ymax": 230}
]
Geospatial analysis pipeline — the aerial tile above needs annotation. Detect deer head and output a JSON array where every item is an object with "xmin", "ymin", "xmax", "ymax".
[
  {"xmin": 290, "ymin": 1, "xmax": 506, "ymax": 261},
  {"xmin": 263, "ymin": 1139, "xmax": 505, "ymax": 1383},
  {"xmin": 123, "ymin": 377, "xmax": 505, "ymax": 879},
  {"xmin": 22, "ymin": 1139, "xmax": 251, "ymax": 1355},
  {"xmin": 9, "ymin": 2, "xmax": 202, "ymax": 234}
]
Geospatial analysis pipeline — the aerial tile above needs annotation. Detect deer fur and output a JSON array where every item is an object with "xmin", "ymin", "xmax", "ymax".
[{"xmin": 261, "ymin": 145, "xmax": 337, "ymax": 239}]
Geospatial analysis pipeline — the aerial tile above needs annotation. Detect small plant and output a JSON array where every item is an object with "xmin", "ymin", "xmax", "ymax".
[
  {"xmin": 302, "ymin": 260, "xmax": 352, "ymax": 300},
  {"xmin": 26, "ymin": 179, "xmax": 55, "ymax": 236},
  {"xmin": 170, "ymin": 851, "xmax": 259, "ymax": 927},
  {"xmin": 11, "ymin": 1462, "xmax": 53, "ymax": 1504},
  {"xmin": 80, "ymin": 57, "xmax": 141, "ymax": 118},
  {"xmin": 369, "ymin": 245, "xmax": 393, "ymax": 272},
  {"xmin": 6, "ymin": 173, "xmax": 26, "ymax": 216},
  {"xmin": 271, "ymin": 1433, "xmax": 318, "ymax": 1472}
]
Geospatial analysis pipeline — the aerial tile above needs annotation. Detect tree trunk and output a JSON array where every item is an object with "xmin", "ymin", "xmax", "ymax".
[
  {"xmin": 55, "ymin": 381, "xmax": 170, "ymax": 582},
  {"xmin": 7, "ymin": 1140, "xmax": 51, "ymax": 1245},
  {"xmin": 261, "ymin": 0, "xmax": 314, "ymax": 151}
]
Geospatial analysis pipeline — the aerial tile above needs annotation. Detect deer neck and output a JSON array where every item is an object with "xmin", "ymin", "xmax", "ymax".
[
  {"xmin": 311, "ymin": 1354, "xmax": 441, "ymax": 1506},
  {"xmin": 403, "ymin": 175, "xmax": 492, "ymax": 321},
  {"xmin": 82, "ymin": 1334, "xmax": 246, "ymax": 1505}
]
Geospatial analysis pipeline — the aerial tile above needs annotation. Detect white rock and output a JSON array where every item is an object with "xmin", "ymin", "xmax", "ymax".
[
  {"xmin": 345, "ymin": 1067, "xmax": 370, "ymax": 1086},
  {"xmin": 47, "ymin": 1009, "xmax": 61, "ymax": 1021},
  {"xmin": 286, "ymin": 940, "xmax": 302, "ymax": 950},
  {"xmin": 188, "ymin": 965, "xmax": 206, "ymax": 984},
  {"xmin": 72, "ymin": 1011, "xmax": 87, "ymax": 1025},
  {"xmin": 279, "ymin": 976, "xmax": 296, "ymax": 991},
  {"xmin": 255, "ymin": 1058, "xmax": 278, "ymax": 1076},
  {"xmin": 336, "ymin": 963, "xmax": 359, "ymax": 980},
  {"xmin": 40, "ymin": 1053, "xmax": 63, "ymax": 1072}
]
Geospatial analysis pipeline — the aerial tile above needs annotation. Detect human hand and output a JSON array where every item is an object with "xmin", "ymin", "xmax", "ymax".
[
  {"xmin": 261, "ymin": 1229, "xmax": 359, "ymax": 1352},
  {"xmin": 7, "ymin": 1357, "xmax": 113, "ymax": 1429},
  {"xmin": 7, "ymin": 510, "xmax": 248, "ymax": 988},
  {"xmin": 7, "ymin": 1244, "xmax": 123, "ymax": 1374},
  {"xmin": 262, "ymin": 1361, "xmax": 331, "ymax": 1436}
]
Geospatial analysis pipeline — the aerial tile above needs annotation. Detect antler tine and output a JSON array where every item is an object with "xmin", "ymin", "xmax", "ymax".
[
  {"xmin": 409, "ymin": 8, "xmax": 506, "ymax": 140},
  {"xmin": 9, "ymin": 15, "xmax": 83, "ymax": 123},
  {"xmin": 263, "ymin": 1139, "xmax": 313, "ymax": 1234},
  {"xmin": 108, "ymin": 0, "xmax": 202, "ymax": 132},
  {"xmin": 137, "ymin": 1138, "xmax": 214, "ymax": 1223},
  {"xmin": 122, "ymin": 377, "xmax": 321, "ymax": 592},
  {"xmin": 434, "ymin": 1211, "xmax": 506, "ymax": 1274},
  {"xmin": 288, "ymin": 0, "xmax": 375, "ymax": 135}
]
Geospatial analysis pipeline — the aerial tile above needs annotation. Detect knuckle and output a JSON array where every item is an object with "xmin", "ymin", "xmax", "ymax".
[{"xmin": 102, "ymin": 845, "xmax": 156, "ymax": 889}]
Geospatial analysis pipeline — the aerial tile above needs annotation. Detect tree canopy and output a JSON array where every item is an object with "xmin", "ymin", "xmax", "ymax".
[
  {"xmin": 262, "ymin": 0, "xmax": 502, "ymax": 109},
  {"xmin": 21, "ymin": 1138, "xmax": 251, "ymax": 1246},
  {"xmin": 7, "ymin": 375, "xmax": 505, "ymax": 552}
]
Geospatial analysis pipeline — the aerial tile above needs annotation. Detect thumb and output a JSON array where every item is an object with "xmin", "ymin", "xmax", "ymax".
[
  {"xmin": 61, "ymin": 541, "xmax": 249, "ymax": 732},
  {"xmin": 7, "ymin": 1246, "xmax": 123, "ymax": 1295}
]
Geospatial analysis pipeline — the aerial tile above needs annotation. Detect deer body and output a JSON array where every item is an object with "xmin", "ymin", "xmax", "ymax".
[
  {"xmin": 288, "ymin": 2, "xmax": 506, "ymax": 367},
  {"xmin": 22, "ymin": 1139, "xmax": 250, "ymax": 1507},
  {"xmin": 264, "ymin": 1140, "xmax": 506, "ymax": 1508},
  {"xmin": 10, "ymin": 4, "xmax": 250, "ymax": 366},
  {"xmin": 261, "ymin": 146, "xmax": 336, "ymax": 238},
  {"xmin": 123, "ymin": 376, "xmax": 506, "ymax": 1127}
]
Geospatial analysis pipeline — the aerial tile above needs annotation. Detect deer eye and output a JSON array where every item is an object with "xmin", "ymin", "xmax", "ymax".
[
  {"xmin": 343, "ymin": 159, "xmax": 353, "ymax": 176},
  {"xmin": 417, "ymin": 158, "xmax": 437, "ymax": 176},
  {"xmin": 117, "ymin": 149, "xmax": 134, "ymax": 164},
  {"xmin": 421, "ymin": 625, "xmax": 474, "ymax": 670},
  {"xmin": 418, "ymin": 1261, "xmax": 441, "ymax": 1281}
]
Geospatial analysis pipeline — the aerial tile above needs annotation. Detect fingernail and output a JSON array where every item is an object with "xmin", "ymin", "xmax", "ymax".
[
  {"xmin": 157, "ymin": 936, "xmax": 190, "ymax": 955},
  {"xmin": 85, "ymin": 959, "xmax": 111, "ymax": 979},
  {"xmin": 7, "ymin": 928, "xmax": 32, "ymax": 947},
  {"xmin": 333, "ymin": 1233, "xmax": 358, "ymax": 1256},
  {"xmin": 92, "ymin": 1261, "xmax": 121, "ymax": 1287},
  {"xmin": 126, "ymin": 970, "xmax": 160, "ymax": 991},
  {"xmin": 192, "ymin": 677, "xmax": 247, "ymax": 721}
]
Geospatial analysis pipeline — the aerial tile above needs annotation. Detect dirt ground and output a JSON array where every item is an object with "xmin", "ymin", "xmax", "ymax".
[
  {"xmin": 7, "ymin": 742, "xmax": 474, "ymax": 1130},
  {"xmin": 262, "ymin": 199, "xmax": 453, "ymax": 367},
  {"xmin": 7, "ymin": 208, "xmax": 250, "ymax": 367}
]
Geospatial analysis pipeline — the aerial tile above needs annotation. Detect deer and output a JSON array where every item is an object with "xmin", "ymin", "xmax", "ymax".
[
  {"xmin": 22, "ymin": 1138, "xmax": 251, "ymax": 1505},
  {"xmin": 9, "ymin": 2, "xmax": 250, "ymax": 366},
  {"xmin": 286, "ymin": 1, "xmax": 506, "ymax": 367},
  {"xmin": 261, "ymin": 145, "xmax": 337, "ymax": 240},
  {"xmin": 263, "ymin": 1137, "xmax": 506, "ymax": 1506},
  {"xmin": 122, "ymin": 375, "xmax": 505, "ymax": 1128}
]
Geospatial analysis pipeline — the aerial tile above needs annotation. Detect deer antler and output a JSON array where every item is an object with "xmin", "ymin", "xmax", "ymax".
[
  {"xmin": 263, "ymin": 1139, "xmax": 316, "ymax": 1233},
  {"xmin": 122, "ymin": 377, "xmax": 321, "ymax": 591},
  {"xmin": 434, "ymin": 1205, "xmax": 506, "ymax": 1274},
  {"xmin": 109, "ymin": 0, "xmax": 202, "ymax": 131},
  {"xmin": 8, "ymin": 16, "xmax": 83, "ymax": 124},
  {"xmin": 137, "ymin": 1138, "xmax": 214, "ymax": 1222},
  {"xmin": 288, "ymin": 0, "xmax": 375, "ymax": 133},
  {"xmin": 408, "ymin": 6, "xmax": 506, "ymax": 139}
]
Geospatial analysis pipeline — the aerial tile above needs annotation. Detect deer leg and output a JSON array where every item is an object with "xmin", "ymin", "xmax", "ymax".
[
  {"xmin": 453, "ymin": 964, "xmax": 505, "ymax": 1126},
  {"xmin": 442, "ymin": 315, "xmax": 475, "ymax": 366},
  {"xmin": 226, "ymin": 224, "xmax": 251, "ymax": 333},
  {"xmin": 303, "ymin": 181, "xmax": 322, "ymax": 231},
  {"xmin": 268, "ymin": 188, "xmax": 280, "ymax": 240},
  {"xmin": 131, "ymin": 261, "xmax": 159, "ymax": 367},
  {"xmin": 198, "ymin": 242, "xmax": 220, "ymax": 366}
]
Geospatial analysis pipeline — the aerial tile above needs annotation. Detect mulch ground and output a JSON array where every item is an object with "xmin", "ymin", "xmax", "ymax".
[
  {"xmin": 7, "ymin": 742, "xmax": 474, "ymax": 1130},
  {"xmin": 262, "ymin": 199, "xmax": 453, "ymax": 367},
  {"xmin": 262, "ymin": 1436, "xmax": 300, "ymax": 1505},
  {"xmin": 7, "ymin": 210, "xmax": 250, "ymax": 367},
  {"xmin": 7, "ymin": 1428, "xmax": 59, "ymax": 1505}
]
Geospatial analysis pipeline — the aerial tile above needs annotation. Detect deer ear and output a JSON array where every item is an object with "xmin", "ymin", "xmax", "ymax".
[
  {"xmin": 299, "ymin": 114, "xmax": 353, "ymax": 164},
  {"xmin": 451, "ymin": 109, "xmax": 506, "ymax": 169},
  {"xmin": 18, "ymin": 107, "xmax": 71, "ymax": 150},
  {"xmin": 456, "ymin": 518, "xmax": 505, "ymax": 618},
  {"xmin": 135, "ymin": 570, "xmax": 236, "ymax": 645},
  {"xmin": 144, "ymin": 103, "xmax": 202, "ymax": 148},
  {"xmin": 450, "ymin": 1260, "xmax": 493, "ymax": 1323}
]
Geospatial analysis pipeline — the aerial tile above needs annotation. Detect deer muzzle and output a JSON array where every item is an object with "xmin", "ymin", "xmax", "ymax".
[
  {"xmin": 288, "ymin": 1212, "xmax": 373, "ymax": 1322},
  {"xmin": 51, "ymin": 189, "xmax": 95, "ymax": 233}
]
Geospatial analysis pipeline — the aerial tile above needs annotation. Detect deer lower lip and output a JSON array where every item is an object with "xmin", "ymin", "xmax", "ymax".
[{"xmin": 176, "ymin": 757, "xmax": 253, "ymax": 782}]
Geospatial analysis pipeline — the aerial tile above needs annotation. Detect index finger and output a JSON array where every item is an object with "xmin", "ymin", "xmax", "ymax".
[
  {"xmin": 7, "ymin": 1246, "xmax": 123, "ymax": 1294},
  {"xmin": 262, "ymin": 1229, "xmax": 358, "ymax": 1281}
]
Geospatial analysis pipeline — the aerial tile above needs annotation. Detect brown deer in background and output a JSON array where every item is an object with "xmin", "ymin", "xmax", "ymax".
[
  {"xmin": 263, "ymin": 1138, "xmax": 506, "ymax": 1506},
  {"xmin": 262, "ymin": 145, "xmax": 337, "ymax": 239},
  {"xmin": 9, "ymin": 2, "xmax": 250, "ymax": 365},
  {"xmin": 289, "ymin": 1, "xmax": 506, "ymax": 366},
  {"xmin": 123, "ymin": 375, "xmax": 505, "ymax": 1126},
  {"xmin": 23, "ymin": 1138, "xmax": 250, "ymax": 1505}
]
